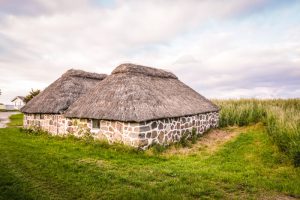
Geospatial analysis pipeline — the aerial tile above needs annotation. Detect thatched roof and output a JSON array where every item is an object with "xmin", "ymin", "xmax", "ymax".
[
  {"xmin": 21, "ymin": 69, "xmax": 107, "ymax": 114},
  {"xmin": 65, "ymin": 63, "xmax": 219, "ymax": 122}
]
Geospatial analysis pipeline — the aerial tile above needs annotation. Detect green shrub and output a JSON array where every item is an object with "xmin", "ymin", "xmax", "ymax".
[
  {"xmin": 294, "ymin": 152, "xmax": 300, "ymax": 167},
  {"xmin": 20, "ymin": 127, "xmax": 49, "ymax": 136},
  {"xmin": 191, "ymin": 128, "xmax": 198, "ymax": 144},
  {"xmin": 150, "ymin": 143, "xmax": 168, "ymax": 154},
  {"xmin": 179, "ymin": 131, "xmax": 191, "ymax": 148}
]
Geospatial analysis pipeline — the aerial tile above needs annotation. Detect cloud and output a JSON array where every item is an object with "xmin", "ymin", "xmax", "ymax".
[
  {"xmin": 0, "ymin": 0, "xmax": 299, "ymax": 103},
  {"xmin": 0, "ymin": 0, "xmax": 93, "ymax": 16}
]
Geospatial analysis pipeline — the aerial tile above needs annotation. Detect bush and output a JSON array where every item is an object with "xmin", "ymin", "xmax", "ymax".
[
  {"xmin": 150, "ymin": 143, "xmax": 168, "ymax": 154},
  {"xmin": 20, "ymin": 127, "xmax": 49, "ymax": 136},
  {"xmin": 191, "ymin": 128, "xmax": 198, "ymax": 144},
  {"xmin": 179, "ymin": 131, "xmax": 191, "ymax": 147},
  {"xmin": 294, "ymin": 152, "xmax": 300, "ymax": 167}
]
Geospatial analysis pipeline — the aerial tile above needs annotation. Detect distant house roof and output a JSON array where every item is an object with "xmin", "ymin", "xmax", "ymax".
[
  {"xmin": 65, "ymin": 63, "xmax": 219, "ymax": 122},
  {"xmin": 11, "ymin": 96, "xmax": 25, "ymax": 102},
  {"xmin": 21, "ymin": 69, "xmax": 107, "ymax": 114}
]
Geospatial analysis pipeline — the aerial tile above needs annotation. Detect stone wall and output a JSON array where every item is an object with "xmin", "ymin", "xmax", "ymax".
[
  {"xmin": 24, "ymin": 112, "xmax": 219, "ymax": 149},
  {"xmin": 24, "ymin": 114, "xmax": 67, "ymax": 135},
  {"xmin": 24, "ymin": 114, "xmax": 92, "ymax": 137},
  {"xmin": 87, "ymin": 112, "xmax": 219, "ymax": 149},
  {"xmin": 134, "ymin": 112, "xmax": 219, "ymax": 149}
]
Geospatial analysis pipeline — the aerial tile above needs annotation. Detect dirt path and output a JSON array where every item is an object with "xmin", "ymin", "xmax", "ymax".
[
  {"xmin": 163, "ymin": 126, "xmax": 246, "ymax": 156},
  {"xmin": 0, "ymin": 112, "xmax": 20, "ymax": 128}
]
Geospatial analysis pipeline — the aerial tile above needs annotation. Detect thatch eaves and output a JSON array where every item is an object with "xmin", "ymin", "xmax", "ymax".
[
  {"xmin": 65, "ymin": 64, "xmax": 219, "ymax": 122},
  {"xmin": 21, "ymin": 69, "xmax": 107, "ymax": 114}
]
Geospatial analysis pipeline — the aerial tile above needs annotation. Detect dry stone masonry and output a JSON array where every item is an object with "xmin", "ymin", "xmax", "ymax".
[
  {"xmin": 24, "ymin": 114, "xmax": 66, "ymax": 134},
  {"xmin": 24, "ymin": 112, "xmax": 219, "ymax": 149}
]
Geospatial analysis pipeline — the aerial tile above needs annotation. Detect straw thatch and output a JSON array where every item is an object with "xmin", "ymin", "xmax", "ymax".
[
  {"xmin": 65, "ymin": 63, "xmax": 219, "ymax": 122},
  {"xmin": 21, "ymin": 69, "xmax": 107, "ymax": 114}
]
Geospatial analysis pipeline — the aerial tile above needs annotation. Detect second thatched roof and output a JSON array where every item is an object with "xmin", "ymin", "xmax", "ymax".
[
  {"xmin": 21, "ymin": 69, "xmax": 107, "ymax": 114},
  {"xmin": 65, "ymin": 63, "xmax": 219, "ymax": 122}
]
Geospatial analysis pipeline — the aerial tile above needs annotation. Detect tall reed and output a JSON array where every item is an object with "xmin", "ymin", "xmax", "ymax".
[{"xmin": 213, "ymin": 99, "xmax": 300, "ymax": 166}]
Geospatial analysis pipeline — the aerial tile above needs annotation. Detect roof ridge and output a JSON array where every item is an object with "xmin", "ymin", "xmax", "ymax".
[
  {"xmin": 111, "ymin": 63, "xmax": 178, "ymax": 79},
  {"xmin": 64, "ymin": 69, "xmax": 107, "ymax": 80},
  {"xmin": 21, "ymin": 69, "xmax": 107, "ymax": 114}
]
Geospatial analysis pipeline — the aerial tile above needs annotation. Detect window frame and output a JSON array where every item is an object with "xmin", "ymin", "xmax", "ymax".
[{"xmin": 91, "ymin": 119, "xmax": 100, "ymax": 130}]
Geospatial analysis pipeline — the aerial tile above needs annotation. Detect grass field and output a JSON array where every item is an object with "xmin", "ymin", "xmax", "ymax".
[
  {"xmin": 1, "ymin": 99, "xmax": 300, "ymax": 199},
  {"xmin": 1, "ymin": 125, "xmax": 300, "ymax": 199},
  {"xmin": 6, "ymin": 113, "xmax": 23, "ymax": 128}
]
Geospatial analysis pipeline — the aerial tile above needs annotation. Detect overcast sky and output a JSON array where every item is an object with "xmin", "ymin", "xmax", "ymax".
[{"xmin": 0, "ymin": 0, "xmax": 299, "ymax": 104}]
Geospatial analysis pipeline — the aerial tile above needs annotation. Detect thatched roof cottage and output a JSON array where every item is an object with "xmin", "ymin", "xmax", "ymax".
[
  {"xmin": 22, "ymin": 64, "xmax": 219, "ymax": 149},
  {"xmin": 21, "ymin": 69, "xmax": 107, "ymax": 134}
]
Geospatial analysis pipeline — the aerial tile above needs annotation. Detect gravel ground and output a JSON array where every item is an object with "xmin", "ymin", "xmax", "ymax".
[{"xmin": 0, "ymin": 112, "xmax": 20, "ymax": 128}]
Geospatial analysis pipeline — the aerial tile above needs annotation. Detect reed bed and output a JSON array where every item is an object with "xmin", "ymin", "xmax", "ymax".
[{"xmin": 213, "ymin": 99, "xmax": 300, "ymax": 166}]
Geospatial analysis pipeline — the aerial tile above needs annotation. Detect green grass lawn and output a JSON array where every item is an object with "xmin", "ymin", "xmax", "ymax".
[
  {"xmin": 6, "ymin": 113, "xmax": 23, "ymax": 128},
  {"xmin": 0, "ymin": 124, "xmax": 299, "ymax": 200}
]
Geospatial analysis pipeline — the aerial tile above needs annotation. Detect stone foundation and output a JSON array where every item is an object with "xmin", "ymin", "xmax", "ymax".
[{"xmin": 24, "ymin": 112, "xmax": 219, "ymax": 149}]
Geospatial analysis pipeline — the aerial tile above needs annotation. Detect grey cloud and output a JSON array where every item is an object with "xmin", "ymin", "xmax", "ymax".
[
  {"xmin": 0, "ymin": 0, "xmax": 48, "ymax": 16},
  {"xmin": 0, "ymin": 0, "xmax": 94, "ymax": 17}
]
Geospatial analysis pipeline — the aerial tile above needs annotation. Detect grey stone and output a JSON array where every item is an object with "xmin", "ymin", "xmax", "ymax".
[
  {"xmin": 138, "ymin": 133, "xmax": 145, "ymax": 139},
  {"xmin": 158, "ymin": 123, "xmax": 164, "ymax": 130},
  {"xmin": 146, "ymin": 132, "xmax": 151, "ymax": 138},
  {"xmin": 101, "ymin": 127, "xmax": 108, "ymax": 131},
  {"xmin": 140, "ymin": 126, "xmax": 150, "ymax": 132},
  {"xmin": 139, "ymin": 122, "xmax": 147, "ymax": 126},
  {"xmin": 151, "ymin": 122, "xmax": 157, "ymax": 129},
  {"xmin": 67, "ymin": 127, "xmax": 73, "ymax": 133},
  {"xmin": 116, "ymin": 122, "xmax": 122, "ymax": 131},
  {"xmin": 152, "ymin": 131, "xmax": 157, "ymax": 138},
  {"xmin": 129, "ymin": 132, "xmax": 138, "ymax": 138},
  {"xmin": 158, "ymin": 131, "xmax": 164, "ymax": 143},
  {"xmin": 139, "ymin": 139, "xmax": 148, "ymax": 147}
]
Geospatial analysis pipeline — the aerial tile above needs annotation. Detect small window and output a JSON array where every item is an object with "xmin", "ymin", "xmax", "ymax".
[{"xmin": 92, "ymin": 119, "xmax": 100, "ymax": 129}]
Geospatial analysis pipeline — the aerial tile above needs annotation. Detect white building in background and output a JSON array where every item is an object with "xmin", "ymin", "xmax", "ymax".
[
  {"xmin": 0, "ymin": 103, "xmax": 5, "ymax": 110},
  {"xmin": 11, "ymin": 96, "xmax": 25, "ymax": 110}
]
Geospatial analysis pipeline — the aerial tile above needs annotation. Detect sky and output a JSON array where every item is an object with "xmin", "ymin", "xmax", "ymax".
[{"xmin": 0, "ymin": 0, "xmax": 299, "ymax": 104}]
